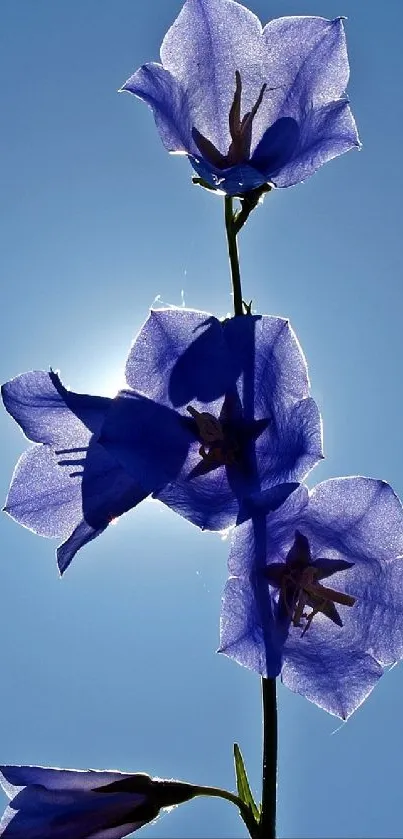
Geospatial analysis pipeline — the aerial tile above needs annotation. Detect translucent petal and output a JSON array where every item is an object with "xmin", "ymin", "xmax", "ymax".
[
  {"xmin": 272, "ymin": 99, "xmax": 360, "ymax": 188},
  {"xmin": 125, "ymin": 309, "xmax": 234, "ymax": 409},
  {"xmin": 4, "ymin": 440, "xmax": 145, "ymax": 574},
  {"xmin": 160, "ymin": 0, "xmax": 265, "ymax": 154},
  {"xmin": 2, "ymin": 371, "xmax": 110, "ymax": 446},
  {"xmin": 260, "ymin": 16, "xmax": 351, "ymax": 130},
  {"xmin": 220, "ymin": 477, "xmax": 403, "ymax": 716},
  {"xmin": 281, "ymin": 644, "xmax": 382, "ymax": 719},
  {"xmin": 121, "ymin": 63, "xmax": 195, "ymax": 154}
]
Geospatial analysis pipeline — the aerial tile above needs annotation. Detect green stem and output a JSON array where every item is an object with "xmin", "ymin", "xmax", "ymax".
[
  {"xmin": 224, "ymin": 195, "xmax": 244, "ymax": 317},
  {"xmin": 259, "ymin": 678, "xmax": 277, "ymax": 838},
  {"xmin": 194, "ymin": 784, "xmax": 259, "ymax": 838}
]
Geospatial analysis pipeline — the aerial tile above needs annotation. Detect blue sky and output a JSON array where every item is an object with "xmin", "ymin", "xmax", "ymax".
[{"xmin": 1, "ymin": 0, "xmax": 403, "ymax": 836}]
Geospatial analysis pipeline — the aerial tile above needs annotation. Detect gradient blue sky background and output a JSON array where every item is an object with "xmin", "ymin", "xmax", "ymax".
[{"xmin": 1, "ymin": 1, "xmax": 402, "ymax": 836}]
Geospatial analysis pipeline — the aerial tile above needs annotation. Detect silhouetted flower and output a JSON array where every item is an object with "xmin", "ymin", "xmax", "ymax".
[
  {"xmin": 1, "ymin": 371, "xmax": 149, "ymax": 574},
  {"xmin": 99, "ymin": 308, "xmax": 323, "ymax": 531},
  {"xmin": 220, "ymin": 477, "xmax": 403, "ymax": 718},
  {"xmin": 2, "ymin": 309, "xmax": 322, "ymax": 570},
  {"xmin": 0, "ymin": 765, "xmax": 196, "ymax": 838},
  {"xmin": 121, "ymin": 0, "xmax": 360, "ymax": 195}
]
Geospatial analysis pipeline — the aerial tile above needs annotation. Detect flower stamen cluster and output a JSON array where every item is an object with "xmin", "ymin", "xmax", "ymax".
[
  {"xmin": 280, "ymin": 564, "xmax": 356, "ymax": 637},
  {"xmin": 187, "ymin": 405, "xmax": 239, "ymax": 466},
  {"xmin": 192, "ymin": 71, "xmax": 267, "ymax": 169}
]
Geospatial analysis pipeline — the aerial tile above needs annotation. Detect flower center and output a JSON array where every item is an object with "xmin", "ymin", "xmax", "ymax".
[
  {"xmin": 192, "ymin": 71, "xmax": 267, "ymax": 169},
  {"xmin": 281, "ymin": 564, "xmax": 356, "ymax": 637},
  {"xmin": 187, "ymin": 405, "xmax": 239, "ymax": 466},
  {"xmin": 264, "ymin": 531, "xmax": 357, "ymax": 637}
]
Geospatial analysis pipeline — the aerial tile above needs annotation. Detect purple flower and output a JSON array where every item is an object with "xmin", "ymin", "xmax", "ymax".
[
  {"xmin": 1, "ymin": 371, "xmax": 149, "ymax": 575},
  {"xmin": 2, "ymin": 309, "xmax": 322, "ymax": 570},
  {"xmin": 0, "ymin": 765, "xmax": 196, "ymax": 838},
  {"xmin": 219, "ymin": 477, "xmax": 403, "ymax": 718},
  {"xmin": 98, "ymin": 309, "xmax": 323, "ymax": 531},
  {"xmin": 121, "ymin": 0, "xmax": 360, "ymax": 195}
]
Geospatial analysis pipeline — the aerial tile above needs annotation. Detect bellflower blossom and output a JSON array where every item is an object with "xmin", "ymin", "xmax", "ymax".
[
  {"xmin": 2, "ymin": 309, "xmax": 322, "ymax": 572},
  {"xmin": 0, "ymin": 765, "xmax": 196, "ymax": 838},
  {"xmin": 1, "ymin": 371, "xmax": 149, "ymax": 575},
  {"xmin": 219, "ymin": 477, "xmax": 403, "ymax": 718},
  {"xmin": 121, "ymin": 0, "xmax": 360, "ymax": 195},
  {"xmin": 98, "ymin": 308, "xmax": 323, "ymax": 531}
]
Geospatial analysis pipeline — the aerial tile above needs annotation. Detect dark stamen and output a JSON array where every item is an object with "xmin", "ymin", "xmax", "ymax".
[{"xmin": 192, "ymin": 71, "xmax": 268, "ymax": 169}]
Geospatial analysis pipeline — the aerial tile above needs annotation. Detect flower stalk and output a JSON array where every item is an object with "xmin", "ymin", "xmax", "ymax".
[
  {"xmin": 225, "ymin": 195, "xmax": 244, "ymax": 317},
  {"xmin": 259, "ymin": 677, "xmax": 278, "ymax": 838}
]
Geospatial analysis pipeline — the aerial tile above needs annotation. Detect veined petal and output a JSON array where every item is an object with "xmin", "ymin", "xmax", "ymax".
[
  {"xmin": 258, "ymin": 16, "xmax": 351, "ymax": 135},
  {"xmin": 4, "ymin": 439, "xmax": 146, "ymax": 574},
  {"xmin": 222, "ymin": 315, "xmax": 310, "ymax": 416},
  {"xmin": 1, "ymin": 371, "xmax": 111, "ymax": 446},
  {"xmin": 125, "ymin": 309, "xmax": 234, "ymax": 409},
  {"xmin": 4, "ymin": 445, "xmax": 83, "ymax": 539},
  {"xmin": 160, "ymin": 0, "xmax": 265, "ymax": 155},
  {"xmin": 219, "ymin": 572, "xmax": 283, "ymax": 677},
  {"xmin": 306, "ymin": 477, "xmax": 403, "ymax": 563},
  {"xmin": 281, "ymin": 643, "xmax": 382, "ymax": 719},
  {"xmin": 156, "ymin": 459, "xmax": 239, "ymax": 531},
  {"xmin": 121, "ymin": 63, "xmax": 195, "ymax": 154},
  {"xmin": 220, "ymin": 477, "xmax": 403, "ymax": 717},
  {"xmin": 256, "ymin": 397, "xmax": 323, "ymax": 489},
  {"xmin": 228, "ymin": 484, "xmax": 309, "ymax": 576},
  {"xmin": 271, "ymin": 99, "xmax": 360, "ymax": 188}
]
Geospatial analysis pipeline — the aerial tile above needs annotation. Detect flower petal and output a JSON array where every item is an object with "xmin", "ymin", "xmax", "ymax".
[
  {"xmin": 125, "ymin": 309, "xmax": 234, "ymax": 409},
  {"xmin": 306, "ymin": 477, "xmax": 403, "ymax": 564},
  {"xmin": 256, "ymin": 396, "xmax": 323, "ymax": 486},
  {"xmin": 0, "ymin": 786, "xmax": 147, "ymax": 839},
  {"xmin": 294, "ymin": 477, "xmax": 403, "ymax": 666},
  {"xmin": 2, "ymin": 372, "xmax": 110, "ymax": 446},
  {"xmin": 271, "ymin": 99, "xmax": 360, "ymax": 188},
  {"xmin": 0, "ymin": 770, "xmax": 196, "ymax": 839},
  {"xmin": 281, "ymin": 642, "xmax": 382, "ymax": 719},
  {"xmin": 229, "ymin": 484, "xmax": 309, "ymax": 576},
  {"xmin": 222, "ymin": 315, "xmax": 310, "ymax": 414},
  {"xmin": 121, "ymin": 63, "xmax": 195, "ymax": 154},
  {"xmin": 219, "ymin": 571, "xmax": 284, "ymax": 678},
  {"xmin": 251, "ymin": 117, "xmax": 300, "ymax": 179},
  {"xmin": 221, "ymin": 477, "xmax": 403, "ymax": 716},
  {"xmin": 98, "ymin": 392, "xmax": 193, "ymax": 494},
  {"xmin": 4, "ymin": 445, "xmax": 83, "ymax": 539},
  {"xmin": 0, "ymin": 768, "xmax": 134, "ymax": 797},
  {"xmin": 56, "ymin": 520, "xmax": 104, "ymax": 575},
  {"xmin": 0, "ymin": 768, "xmax": 153, "ymax": 839},
  {"xmin": 156, "ymin": 459, "xmax": 238, "ymax": 531},
  {"xmin": 4, "ymin": 439, "xmax": 146, "ymax": 574},
  {"xmin": 160, "ymin": 0, "xmax": 265, "ymax": 155},
  {"xmin": 260, "ymin": 17, "xmax": 351, "ymax": 128},
  {"xmin": 57, "ymin": 443, "xmax": 148, "ymax": 574}
]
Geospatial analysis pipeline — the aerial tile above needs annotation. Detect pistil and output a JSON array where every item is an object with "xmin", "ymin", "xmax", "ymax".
[{"xmin": 192, "ymin": 71, "xmax": 267, "ymax": 169}]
